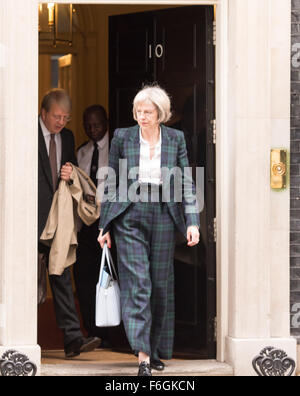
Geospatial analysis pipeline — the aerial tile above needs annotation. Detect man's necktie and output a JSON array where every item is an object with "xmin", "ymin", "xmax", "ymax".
[
  {"xmin": 90, "ymin": 142, "xmax": 99, "ymax": 186},
  {"xmin": 49, "ymin": 134, "xmax": 58, "ymax": 192}
]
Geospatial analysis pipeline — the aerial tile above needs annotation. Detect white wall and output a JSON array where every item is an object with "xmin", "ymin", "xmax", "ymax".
[{"xmin": 0, "ymin": 0, "xmax": 40, "ymax": 374}]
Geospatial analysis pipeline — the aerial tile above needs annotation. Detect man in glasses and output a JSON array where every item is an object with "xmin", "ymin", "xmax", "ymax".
[{"xmin": 38, "ymin": 89, "xmax": 101, "ymax": 358}]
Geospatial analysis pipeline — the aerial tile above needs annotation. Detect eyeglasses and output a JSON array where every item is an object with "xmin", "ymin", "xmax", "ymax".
[
  {"xmin": 51, "ymin": 114, "xmax": 71, "ymax": 123},
  {"xmin": 136, "ymin": 110, "xmax": 157, "ymax": 118}
]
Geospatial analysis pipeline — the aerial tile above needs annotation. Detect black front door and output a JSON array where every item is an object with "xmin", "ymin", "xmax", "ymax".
[{"xmin": 109, "ymin": 5, "xmax": 216, "ymax": 359}]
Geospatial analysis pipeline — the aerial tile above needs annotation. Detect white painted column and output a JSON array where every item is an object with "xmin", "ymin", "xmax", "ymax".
[
  {"xmin": 0, "ymin": 0, "xmax": 40, "ymax": 375},
  {"xmin": 225, "ymin": 0, "xmax": 296, "ymax": 376}
]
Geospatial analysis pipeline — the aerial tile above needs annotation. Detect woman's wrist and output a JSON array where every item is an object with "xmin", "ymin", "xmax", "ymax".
[{"xmin": 188, "ymin": 225, "xmax": 199, "ymax": 230}]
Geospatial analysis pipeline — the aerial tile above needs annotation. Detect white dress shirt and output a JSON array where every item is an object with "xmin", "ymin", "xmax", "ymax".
[
  {"xmin": 77, "ymin": 132, "xmax": 109, "ymax": 201},
  {"xmin": 40, "ymin": 116, "xmax": 62, "ymax": 173},
  {"xmin": 138, "ymin": 128, "xmax": 162, "ymax": 185}
]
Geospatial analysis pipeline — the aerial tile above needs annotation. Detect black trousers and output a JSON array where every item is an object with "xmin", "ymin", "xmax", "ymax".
[
  {"xmin": 38, "ymin": 243, "xmax": 83, "ymax": 348},
  {"xmin": 73, "ymin": 221, "xmax": 109, "ymax": 340}
]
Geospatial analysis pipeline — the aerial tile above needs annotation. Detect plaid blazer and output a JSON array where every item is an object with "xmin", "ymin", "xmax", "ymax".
[{"xmin": 99, "ymin": 124, "xmax": 200, "ymax": 237}]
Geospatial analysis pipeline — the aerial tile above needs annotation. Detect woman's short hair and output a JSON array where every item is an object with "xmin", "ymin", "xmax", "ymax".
[
  {"xmin": 133, "ymin": 85, "xmax": 172, "ymax": 124},
  {"xmin": 41, "ymin": 88, "xmax": 72, "ymax": 113}
]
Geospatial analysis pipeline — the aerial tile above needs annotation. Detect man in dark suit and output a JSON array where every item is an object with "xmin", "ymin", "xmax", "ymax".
[{"xmin": 38, "ymin": 89, "xmax": 100, "ymax": 358}]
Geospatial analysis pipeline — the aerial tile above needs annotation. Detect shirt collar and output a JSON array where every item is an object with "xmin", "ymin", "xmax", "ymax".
[
  {"xmin": 97, "ymin": 131, "xmax": 109, "ymax": 149},
  {"xmin": 139, "ymin": 127, "xmax": 162, "ymax": 145},
  {"xmin": 39, "ymin": 116, "xmax": 52, "ymax": 139},
  {"xmin": 89, "ymin": 132, "xmax": 109, "ymax": 151}
]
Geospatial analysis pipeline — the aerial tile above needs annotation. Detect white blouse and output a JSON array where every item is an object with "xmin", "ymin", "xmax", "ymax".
[{"xmin": 138, "ymin": 128, "xmax": 162, "ymax": 185}]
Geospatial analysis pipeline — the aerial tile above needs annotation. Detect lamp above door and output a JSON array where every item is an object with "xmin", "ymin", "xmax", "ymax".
[{"xmin": 39, "ymin": 3, "xmax": 73, "ymax": 47}]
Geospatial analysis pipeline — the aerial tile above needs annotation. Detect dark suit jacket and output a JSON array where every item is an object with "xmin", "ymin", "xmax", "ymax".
[
  {"xmin": 38, "ymin": 121, "xmax": 77, "ymax": 239},
  {"xmin": 99, "ymin": 124, "xmax": 200, "ymax": 237}
]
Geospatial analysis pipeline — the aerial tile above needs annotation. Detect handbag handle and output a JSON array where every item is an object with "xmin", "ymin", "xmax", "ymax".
[
  {"xmin": 99, "ymin": 243, "xmax": 119, "ymax": 283},
  {"xmin": 104, "ymin": 244, "xmax": 119, "ymax": 282},
  {"xmin": 98, "ymin": 242, "xmax": 107, "ymax": 284}
]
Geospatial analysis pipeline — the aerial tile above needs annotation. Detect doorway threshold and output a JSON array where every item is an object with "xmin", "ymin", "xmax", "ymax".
[{"xmin": 41, "ymin": 350, "xmax": 233, "ymax": 376}]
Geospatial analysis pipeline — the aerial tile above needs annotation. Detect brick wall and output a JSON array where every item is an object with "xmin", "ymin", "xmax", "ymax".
[{"xmin": 291, "ymin": 0, "xmax": 300, "ymax": 339}]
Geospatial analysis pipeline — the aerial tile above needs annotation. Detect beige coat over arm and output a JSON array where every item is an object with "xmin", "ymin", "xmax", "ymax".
[{"xmin": 40, "ymin": 164, "xmax": 101, "ymax": 276}]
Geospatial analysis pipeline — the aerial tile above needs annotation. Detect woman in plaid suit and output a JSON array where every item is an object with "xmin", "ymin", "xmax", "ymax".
[{"xmin": 98, "ymin": 85, "xmax": 200, "ymax": 376}]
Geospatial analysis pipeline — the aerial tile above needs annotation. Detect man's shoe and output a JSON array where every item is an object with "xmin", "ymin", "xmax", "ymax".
[
  {"xmin": 138, "ymin": 361, "xmax": 152, "ymax": 376},
  {"xmin": 150, "ymin": 358, "xmax": 165, "ymax": 371},
  {"xmin": 80, "ymin": 337, "xmax": 101, "ymax": 353},
  {"xmin": 65, "ymin": 337, "xmax": 101, "ymax": 359},
  {"xmin": 98, "ymin": 339, "xmax": 111, "ymax": 349},
  {"xmin": 65, "ymin": 337, "xmax": 83, "ymax": 359}
]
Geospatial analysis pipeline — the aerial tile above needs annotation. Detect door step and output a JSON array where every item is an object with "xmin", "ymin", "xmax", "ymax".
[{"xmin": 41, "ymin": 352, "xmax": 233, "ymax": 376}]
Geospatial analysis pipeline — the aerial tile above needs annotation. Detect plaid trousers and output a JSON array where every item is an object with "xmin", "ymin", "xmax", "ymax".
[{"xmin": 113, "ymin": 190, "xmax": 176, "ymax": 360}]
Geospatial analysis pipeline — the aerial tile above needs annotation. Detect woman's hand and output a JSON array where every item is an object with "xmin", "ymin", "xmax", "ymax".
[
  {"xmin": 187, "ymin": 226, "xmax": 200, "ymax": 247},
  {"xmin": 98, "ymin": 229, "xmax": 112, "ymax": 249}
]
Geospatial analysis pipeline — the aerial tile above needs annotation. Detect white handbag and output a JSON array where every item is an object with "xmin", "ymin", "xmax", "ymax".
[{"xmin": 95, "ymin": 243, "xmax": 121, "ymax": 327}]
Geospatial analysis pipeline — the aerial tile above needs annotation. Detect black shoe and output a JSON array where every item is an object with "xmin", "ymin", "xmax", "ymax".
[
  {"xmin": 138, "ymin": 361, "xmax": 152, "ymax": 376},
  {"xmin": 150, "ymin": 358, "xmax": 165, "ymax": 371},
  {"xmin": 99, "ymin": 339, "xmax": 111, "ymax": 349},
  {"xmin": 65, "ymin": 337, "xmax": 83, "ymax": 359},
  {"xmin": 90, "ymin": 336, "xmax": 111, "ymax": 349},
  {"xmin": 65, "ymin": 337, "xmax": 101, "ymax": 359},
  {"xmin": 80, "ymin": 337, "xmax": 101, "ymax": 353}
]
